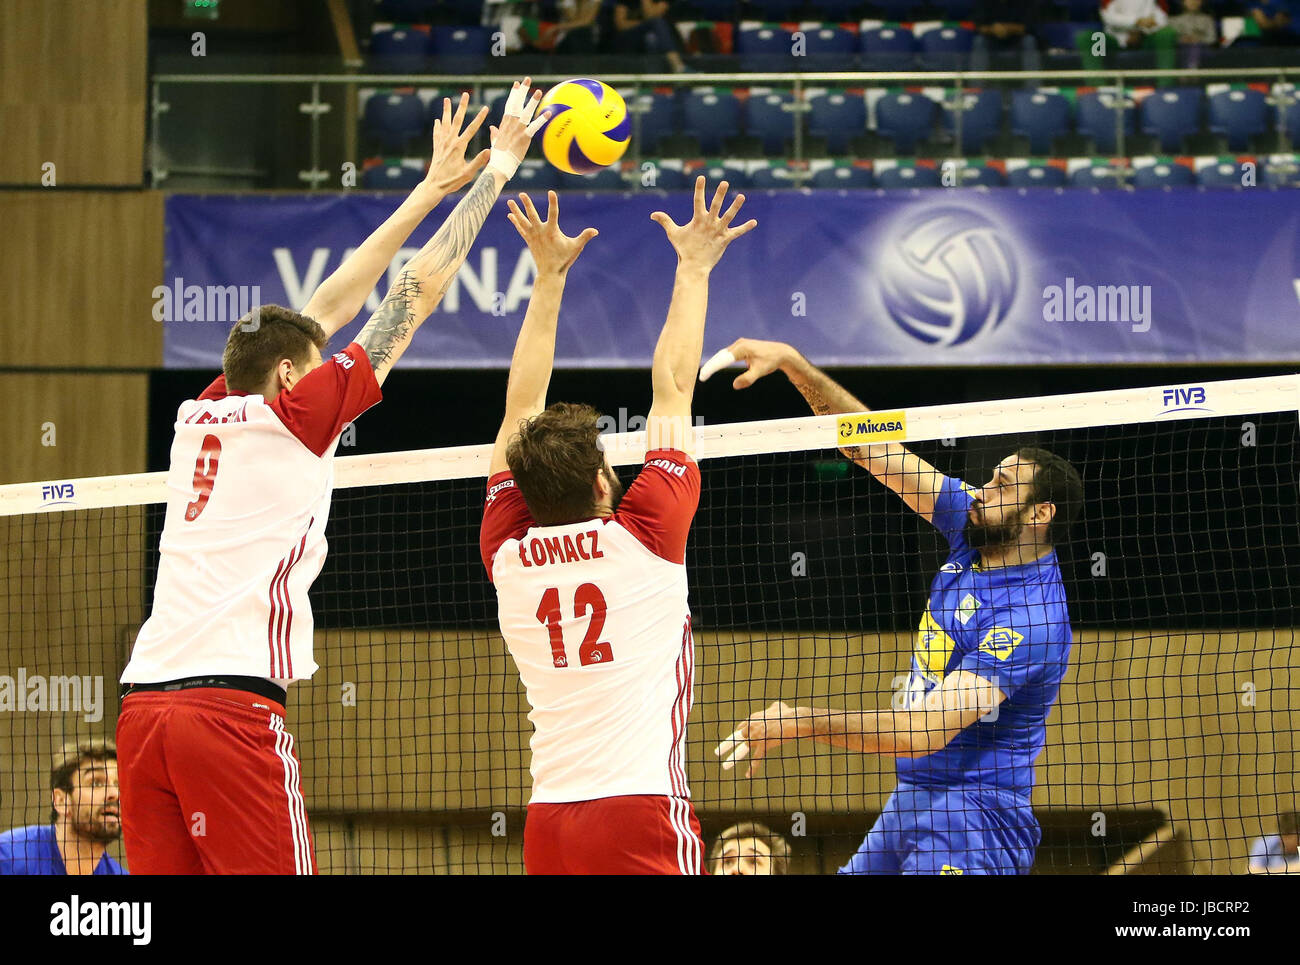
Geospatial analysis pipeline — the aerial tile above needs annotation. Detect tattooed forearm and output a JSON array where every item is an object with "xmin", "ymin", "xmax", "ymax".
[
  {"xmin": 356, "ymin": 270, "xmax": 422, "ymax": 372},
  {"xmin": 422, "ymin": 171, "xmax": 500, "ymax": 278}
]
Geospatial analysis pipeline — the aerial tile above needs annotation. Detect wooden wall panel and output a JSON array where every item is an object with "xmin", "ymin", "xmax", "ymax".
[
  {"xmin": 0, "ymin": 374, "xmax": 149, "ymax": 484},
  {"xmin": 0, "ymin": 192, "xmax": 164, "ymax": 369},
  {"xmin": 0, "ymin": 0, "xmax": 147, "ymax": 186}
]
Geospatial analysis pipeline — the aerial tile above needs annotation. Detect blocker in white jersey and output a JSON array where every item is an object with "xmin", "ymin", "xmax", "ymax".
[
  {"xmin": 482, "ymin": 447, "xmax": 700, "ymax": 803},
  {"xmin": 122, "ymin": 343, "xmax": 380, "ymax": 685},
  {"xmin": 482, "ymin": 447, "xmax": 705, "ymax": 874}
]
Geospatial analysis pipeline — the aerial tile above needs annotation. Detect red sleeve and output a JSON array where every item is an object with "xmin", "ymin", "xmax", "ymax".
[
  {"xmin": 269, "ymin": 342, "xmax": 383, "ymax": 458},
  {"xmin": 481, "ymin": 471, "xmax": 534, "ymax": 580},
  {"xmin": 613, "ymin": 448, "xmax": 701, "ymax": 564},
  {"xmin": 197, "ymin": 374, "xmax": 229, "ymax": 401}
]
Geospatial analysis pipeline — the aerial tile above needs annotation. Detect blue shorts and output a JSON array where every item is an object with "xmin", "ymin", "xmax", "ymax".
[{"xmin": 838, "ymin": 782, "xmax": 1041, "ymax": 875}]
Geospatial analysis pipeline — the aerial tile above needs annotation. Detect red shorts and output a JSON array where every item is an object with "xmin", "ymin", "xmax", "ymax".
[
  {"xmin": 524, "ymin": 794, "xmax": 706, "ymax": 875},
  {"xmin": 116, "ymin": 687, "xmax": 316, "ymax": 875}
]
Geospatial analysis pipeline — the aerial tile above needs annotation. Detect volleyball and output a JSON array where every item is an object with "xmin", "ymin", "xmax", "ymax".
[{"xmin": 536, "ymin": 79, "xmax": 630, "ymax": 175}]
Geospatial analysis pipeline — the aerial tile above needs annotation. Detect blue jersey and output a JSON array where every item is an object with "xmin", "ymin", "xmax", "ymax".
[
  {"xmin": 894, "ymin": 476, "xmax": 1072, "ymax": 799},
  {"xmin": 0, "ymin": 824, "xmax": 126, "ymax": 875}
]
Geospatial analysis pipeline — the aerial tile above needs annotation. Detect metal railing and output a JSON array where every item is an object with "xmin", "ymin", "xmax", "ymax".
[{"xmin": 149, "ymin": 66, "xmax": 1300, "ymax": 189}]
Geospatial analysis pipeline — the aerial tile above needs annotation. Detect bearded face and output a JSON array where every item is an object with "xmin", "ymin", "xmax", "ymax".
[
  {"xmin": 964, "ymin": 500, "xmax": 1026, "ymax": 551},
  {"xmin": 602, "ymin": 464, "xmax": 625, "ymax": 513},
  {"xmin": 60, "ymin": 762, "xmax": 121, "ymax": 845}
]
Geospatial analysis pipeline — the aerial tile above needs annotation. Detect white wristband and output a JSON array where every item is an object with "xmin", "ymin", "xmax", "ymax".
[{"xmin": 488, "ymin": 147, "xmax": 522, "ymax": 180}]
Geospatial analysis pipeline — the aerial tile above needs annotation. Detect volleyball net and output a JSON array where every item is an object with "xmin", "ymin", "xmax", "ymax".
[{"xmin": 1, "ymin": 373, "xmax": 1296, "ymax": 874}]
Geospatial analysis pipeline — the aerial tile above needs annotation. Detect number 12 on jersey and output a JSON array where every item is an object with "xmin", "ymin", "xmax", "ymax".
[{"xmin": 535, "ymin": 584, "xmax": 615, "ymax": 668}]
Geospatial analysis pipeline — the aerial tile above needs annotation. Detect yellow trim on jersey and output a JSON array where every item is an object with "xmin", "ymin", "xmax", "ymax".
[{"xmin": 915, "ymin": 606, "xmax": 957, "ymax": 682}]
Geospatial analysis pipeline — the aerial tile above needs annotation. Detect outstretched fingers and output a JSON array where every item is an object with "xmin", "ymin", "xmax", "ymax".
[
  {"xmin": 519, "ymin": 191, "xmax": 542, "ymax": 226},
  {"xmin": 709, "ymin": 180, "xmax": 729, "ymax": 217}
]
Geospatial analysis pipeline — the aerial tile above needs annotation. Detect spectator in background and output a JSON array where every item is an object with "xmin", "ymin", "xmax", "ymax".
[
  {"xmin": 1168, "ymin": 0, "xmax": 1216, "ymax": 67},
  {"xmin": 1248, "ymin": 1, "xmax": 1300, "ymax": 45},
  {"xmin": 0, "ymin": 741, "xmax": 125, "ymax": 875},
  {"xmin": 613, "ymin": 0, "xmax": 689, "ymax": 72},
  {"xmin": 708, "ymin": 821, "xmax": 792, "ymax": 875},
  {"xmin": 971, "ymin": 0, "xmax": 1042, "ymax": 72},
  {"xmin": 1248, "ymin": 810, "xmax": 1300, "ymax": 873},
  {"xmin": 1077, "ymin": 0, "xmax": 1178, "ymax": 82},
  {"xmin": 539, "ymin": 0, "xmax": 602, "ymax": 55}
]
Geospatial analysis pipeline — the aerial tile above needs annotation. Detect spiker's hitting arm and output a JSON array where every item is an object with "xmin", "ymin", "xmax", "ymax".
[{"xmin": 705, "ymin": 339, "xmax": 946, "ymax": 524}]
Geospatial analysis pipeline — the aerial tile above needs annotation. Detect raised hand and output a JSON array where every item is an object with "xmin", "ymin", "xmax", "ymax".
[
  {"xmin": 651, "ymin": 176, "xmax": 757, "ymax": 272},
  {"xmin": 699, "ymin": 337, "xmax": 799, "ymax": 389},
  {"xmin": 421, "ymin": 92, "xmax": 491, "ymax": 198},
  {"xmin": 506, "ymin": 190, "xmax": 599, "ymax": 276},
  {"xmin": 715, "ymin": 700, "xmax": 805, "ymax": 778},
  {"xmin": 488, "ymin": 77, "xmax": 551, "ymax": 179}
]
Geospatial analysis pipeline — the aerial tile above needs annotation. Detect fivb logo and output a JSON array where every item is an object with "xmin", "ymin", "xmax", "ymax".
[
  {"xmin": 40, "ymin": 482, "xmax": 75, "ymax": 507},
  {"xmin": 878, "ymin": 207, "xmax": 1019, "ymax": 347},
  {"xmin": 1159, "ymin": 385, "xmax": 1211, "ymax": 416}
]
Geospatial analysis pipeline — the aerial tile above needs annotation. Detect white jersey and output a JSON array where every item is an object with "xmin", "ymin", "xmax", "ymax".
[
  {"xmin": 122, "ymin": 344, "xmax": 381, "ymax": 684},
  {"xmin": 481, "ymin": 450, "xmax": 701, "ymax": 804}
]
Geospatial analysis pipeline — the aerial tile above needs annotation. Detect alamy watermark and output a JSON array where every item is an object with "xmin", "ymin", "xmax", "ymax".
[
  {"xmin": 152, "ymin": 277, "xmax": 262, "ymax": 325},
  {"xmin": 0, "ymin": 668, "xmax": 103, "ymax": 723},
  {"xmin": 1042, "ymin": 277, "xmax": 1151, "ymax": 333}
]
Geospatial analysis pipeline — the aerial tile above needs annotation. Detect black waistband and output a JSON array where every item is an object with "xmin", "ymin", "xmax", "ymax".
[{"xmin": 121, "ymin": 675, "xmax": 287, "ymax": 705}]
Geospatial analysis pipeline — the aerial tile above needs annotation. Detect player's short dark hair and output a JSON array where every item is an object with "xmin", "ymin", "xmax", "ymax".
[
  {"xmin": 708, "ymin": 821, "xmax": 792, "ymax": 875},
  {"xmin": 50, "ymin": 740, "xmax": 116, "ymax": 823},
  {"xmin": 506, "ymin": 402, "xmax": 608, "ymax": 526},
  {"xmin": 1278, "ymin": 811, "xmax": 1300, "ymax": 837},
  {"xmin": 222, "ymin": 305, "xmax": 327, "ymax": 394},
  {"xmin": 1014, "ymin": 446, "xmax": 1084, "ymax": 547}
]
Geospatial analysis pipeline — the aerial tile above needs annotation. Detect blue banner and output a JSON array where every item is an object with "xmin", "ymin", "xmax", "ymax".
[{"xmin": 163, "ymin": 190, "xmax": 1300, "ymax": 368}]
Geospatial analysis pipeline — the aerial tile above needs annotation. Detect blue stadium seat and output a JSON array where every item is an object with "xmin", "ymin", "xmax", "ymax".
[
  {"xmin": 1132, "ymin": 162, "xmax": 1195, "ymax": 188},
  {"xmin": 693, "ymin": 162, "xmax": 751, "ymax": 188},
  {"xmin": 1077, "ymin": 90, "xmax": 1135, "ymax": 155},
  {"xmin": 747, "ymin": 0, "xmax": 800, "ymax": 20},
  {"xmin": 1070, "ymin": 165, "xmax": 1125, "ymax": 189},
  {"xmin": 810, "ymin": 164, "xmax": 875, "ymax": 188},
  {"xmin": 1208, "ymin": 88, "xmax": 1269, "ymax": 153},
  {"xmin": 801, "ymin": 26, "xmax": 858, "ymax": 70},
  {"xmin": 750, "ymin": 164, "xmax": 799, "ymax": 188},
  {"xmin": 513, "ymin": 162, "xmax": 561, "ymax": 192},
  {"xmin": 1057, "ymin": 0, "xmax": 1100, "ymax": 20},
  {"xmin": 362, "ymin": 163, "xmax": 426, "ymax": 190},
  {"xmin": 959, "ymin": 163, "xmax": 1005, "ymax": 187},
  {"xmin": 430, "ymin": 26, "xmax": 490, "ymax": 73},
  {"xmin": 1037, "ymin": 22, "xmax": 1081, "ymax": 51},
  {"xmin": 363, "ymin": 92, "xmax": 427, "ymax": 151},
  {"xmin": 683, "ymin": 90, "xmax": 742, "ymax": 154},
  {"xmin": 861, "ymin": 26, "xmax": 916, "ymax": 70},
  {"xmin": 877, "ymin": 164, "xmax": 941, "ymax": 188},
  {"xmin": 736, "ymin": 24, "xmax": 793, "ymax": 70},
  {"xmin": 919, "ymin": 26, "xmax": 974, "ymax": 70},
  {"xmin": 1007, "ymin": 164, "xmax": 1067, "ymax": 188},
  {"xmin": 1197, "ymin": 160, "xmax": 1252, "ymax": 188},
  {"xmin": 876, "ymin": 91, "xmax": 938, "ymax": 155},
  {"xmin": 646, "ymin": 165, "xmax": 690, "ymax": 190},
  {"xmin": 807, "ymin": 90, "xmax": 867, "ymax": 155},
  {"xmin": 370, "ymin": 27, "xmax": 431, "ymax": 73},
  {"xmin": 1011, "ymin": 90, "xmax": 1071, "ymax": 156},
  {"xmin": 943, "ymin": 89, "xmax": 1002, "ymax": 154},
  {"xmin": 1140, "ymin": 87, "xmax": 1204, "ymax": 154},
  {"xmin": 744, "ymin": 92, "xmax": 794, "ymax": 154},
  {"xmin": 629, "ymin": 93, "xmax": 677, "ymax": 153},
  {"xmin": 559, "ymin": 167, "xmax": 627, "ymax": 191}
]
